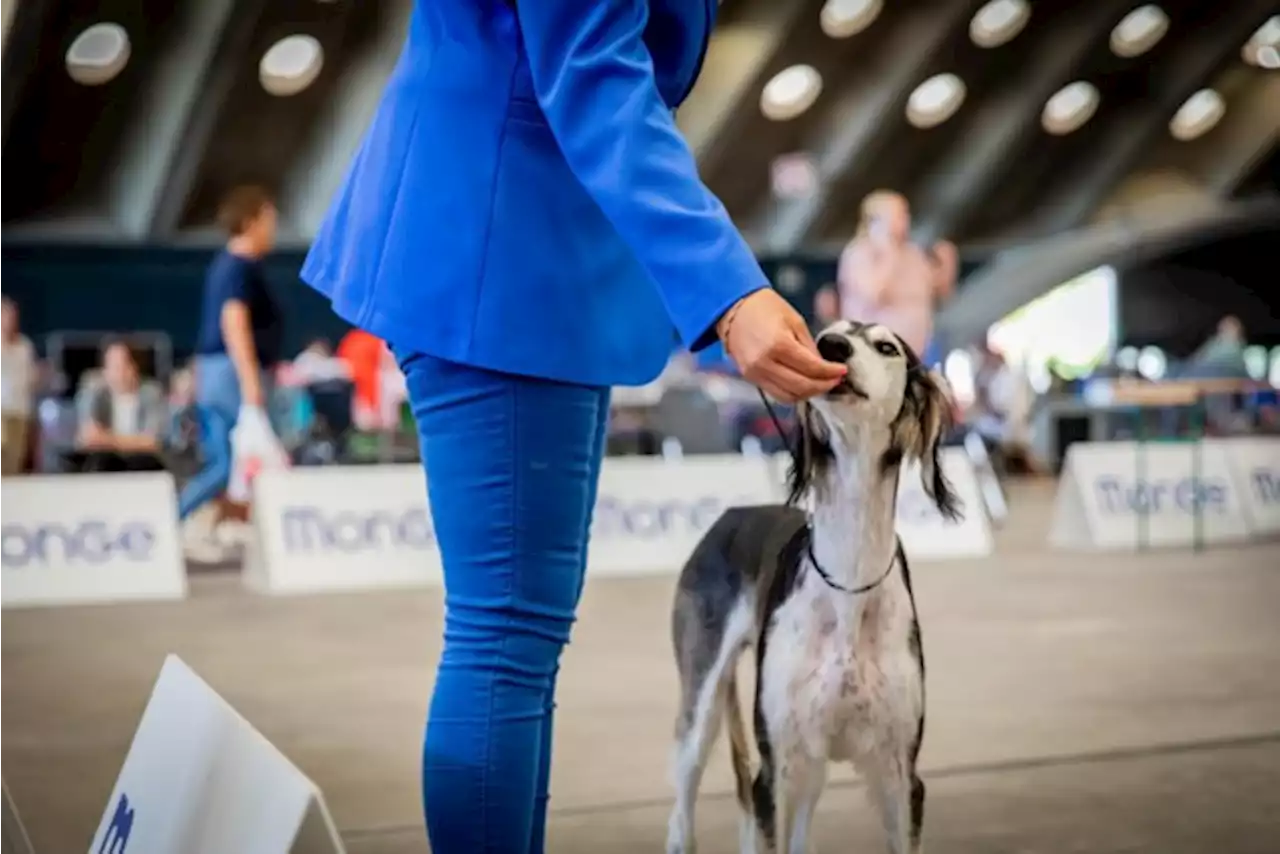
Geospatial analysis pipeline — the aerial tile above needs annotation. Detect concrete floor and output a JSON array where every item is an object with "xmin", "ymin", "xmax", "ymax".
[{"xmin": 4, "ymin": 484, "xmax": 1280, "ymax": 852}]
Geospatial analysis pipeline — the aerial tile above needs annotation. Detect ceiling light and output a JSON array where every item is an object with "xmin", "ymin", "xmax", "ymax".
[
  {"xmin": 906, "ymin": 73, "xmax": 967, "ymax": 128},
  {"xmin": 760, "ymin": 64, "xmax": 823, "ymax": 121},
  {"xmin": 1242, "ymin": 15, "xmax": 1280, "ymax": 67},
  {"xmin": 820, "ymin": 0, "xmax": 883, "ymax": 39},
  {"xmin": 1169, "ymin": 88, "xmax": 1226, "ymax": 141},
  {"xmin": 259, "ymin": 35, "xmax": 325, "ymax": 97},
  {"xmin": 969, "ymin": 0, "xmax": 1031, "ymax": 49},
  {"xmin": 65, "ymin": 22, "xmax": 131, "ymax": 86},
  {"xmin": 1110, "ymin": 5, "xmax": 1170, "ymax": 58},
  {"xmin": 1042, "ymin": 81, "xmax": 1101, "ymax": 135}
]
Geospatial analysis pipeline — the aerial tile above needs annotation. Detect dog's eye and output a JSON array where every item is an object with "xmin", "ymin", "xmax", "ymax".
[{"xmin": 874, "ymin": 341, "xmax": 899, "ymax": 357}]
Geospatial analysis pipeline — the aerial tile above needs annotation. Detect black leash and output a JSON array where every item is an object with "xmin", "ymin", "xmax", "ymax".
[{"xmin": 755, "ymin": 387, "xmax": 897, "ymax": 596}]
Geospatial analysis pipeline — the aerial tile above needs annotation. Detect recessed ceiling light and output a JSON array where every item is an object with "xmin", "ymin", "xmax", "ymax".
[
  {"xmin": 969, "ymin": 0, "xmax": 1031, "ymax": 49},
  {"xmin": 1169, "ymin": 88, "xmax": 1226, "ymax": 141},
  {"xmin": 65, "ymin": 22, "xmax": 131, "ymax": 86},
  {"xmin": 820, "ymin": 0, "xmax": 884, "ymax": 39},
  {"xmin": 906, "ymin": 73, "xmax": 967, "ymax": 128},
  {"xmin": 1042, "ymin": 81, "xmax": 1101, "ymax": 134},
  {"xmin": 1110, "ymin": 5, "xmax": 1170, "ymax": 58},
  {"xmin": 1242, "ymin": 15, "xmax": 1280, "ymax": 67},
  {"xmin": 260, "ymin": 35, "xmax": 325, "ymax": 96},
  {"xmin": 760, "ymin": 64, "xmax": 823, "ymax": 121}
]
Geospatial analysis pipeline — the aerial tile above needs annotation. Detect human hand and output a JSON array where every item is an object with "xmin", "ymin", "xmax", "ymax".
[{"xmin": 717, "ymin": 290, "xmax": 847, "ymax": 403}]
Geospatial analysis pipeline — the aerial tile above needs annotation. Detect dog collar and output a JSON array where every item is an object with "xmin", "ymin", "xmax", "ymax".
[{"xmin": 806, "ymin": 539, "xmax": 897, "ymax": 595}]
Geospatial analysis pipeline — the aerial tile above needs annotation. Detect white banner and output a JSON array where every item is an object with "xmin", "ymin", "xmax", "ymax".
[
  {"xmin": 89, "ymin": 655, "xmax": 343, "ymax": 854},
  {"xmin": 248, "ymin": 456, "xmax": 781, "ymax": 593},
  {"xmin": 1050, "ymin": 440, "xmax": 1253, "ymax": 551},
  {"xmin": 589, "ymin": 455, "xmax": 780, "ymax": 575},
  {"xmin": 1, "ymin": 473, "xmax": 186, "ymax": 608},
  {"xmin": 1213, "ymin": 437, "xmax": 1280, "ymax": 538},
  {"xmin": 246, "ymin": 465, "xmax": 439, "ymax": 595},
  {"xmin": 895, "ymin": 449, "xmax": 994, "ymax": 560}
]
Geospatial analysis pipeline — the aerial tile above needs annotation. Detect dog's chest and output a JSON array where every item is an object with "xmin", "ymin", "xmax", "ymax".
[{"xmin": 760, "ymin": 582, "xmax": 920, "ymax": 760}]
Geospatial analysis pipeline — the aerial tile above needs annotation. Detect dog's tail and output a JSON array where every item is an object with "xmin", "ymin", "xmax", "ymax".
[{"xmin": 724, "ymin": 666, "xmax": 754, "ymax": 816}]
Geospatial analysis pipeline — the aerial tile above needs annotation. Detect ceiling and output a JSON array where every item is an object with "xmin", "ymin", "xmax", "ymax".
[{"xmin": 2, "ymin": 0, "xmax": 1277, "ymax": 252}]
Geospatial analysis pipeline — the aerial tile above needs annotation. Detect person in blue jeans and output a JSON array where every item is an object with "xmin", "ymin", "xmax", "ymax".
[
  {"xmin": 178, "ymin": 187, "xmax": 281, "ymax": 553},
  {"xmin": 302, "ymin": 2, "xmax": 845, "ymax": 851}
]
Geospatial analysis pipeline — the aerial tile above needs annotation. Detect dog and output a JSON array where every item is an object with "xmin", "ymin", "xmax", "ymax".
[{"xmin": 667, "ymin": 320, "xmax": 961, "ymax": 854}]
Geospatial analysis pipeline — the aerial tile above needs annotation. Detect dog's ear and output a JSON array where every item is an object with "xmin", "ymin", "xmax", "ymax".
[
  {"xmin": 900, "ymin": 369, "xmax": 962, "ymax": 521},
  {"xmin": 786, "ymin": 402, "xmax": 833, "ymax": 506}
]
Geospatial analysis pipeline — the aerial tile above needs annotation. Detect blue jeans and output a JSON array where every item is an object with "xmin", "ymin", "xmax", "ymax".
[
  {"xmin": 398, "ymin": 350, "xmax": 610, "ymax": 854},
  {"xmin": 176, "ymin": 354, "xmax": 244, "ymax": 519}
]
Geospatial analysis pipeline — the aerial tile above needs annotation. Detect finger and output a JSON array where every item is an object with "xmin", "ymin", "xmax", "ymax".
[
  {"xmin": 754, "ymin": 359, "xmax": 838, "ymax": 402},
  {"xmin": 772, "ymin": 336, "xmax": 848, "ymax": 381}
]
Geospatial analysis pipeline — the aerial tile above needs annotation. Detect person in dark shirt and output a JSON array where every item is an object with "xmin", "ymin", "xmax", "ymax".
[{"xmin": 178, "ymin": 186, "xmax": 280, "ymax": 537}]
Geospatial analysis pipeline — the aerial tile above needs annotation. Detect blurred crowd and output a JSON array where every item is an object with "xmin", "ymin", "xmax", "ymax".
[{"xmin": 3, "ymin": 187, "xmax": 1274, "ymax": 503}]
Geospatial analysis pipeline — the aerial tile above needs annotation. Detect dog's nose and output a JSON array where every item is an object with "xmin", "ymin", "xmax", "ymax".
[{"xmin": 817, "ymin": 333, "xmax": 854, "ymax": 364}]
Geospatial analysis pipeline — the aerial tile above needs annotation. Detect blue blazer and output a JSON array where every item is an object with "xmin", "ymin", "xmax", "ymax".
[{"xmin": 302, "ymin": 0, "xmax": 768, "ymax": 387}]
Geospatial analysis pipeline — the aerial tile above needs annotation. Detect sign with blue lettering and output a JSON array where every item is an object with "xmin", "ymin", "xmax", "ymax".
[
  {"xmin": 1, "ymin": 473, "xmax": 185, "ymax": 608},
  {"xmin": 96, "ymin": 793, "xmax": 134, "ymax": 854},
  {"xmin": 1050, "ymin": 441, "xmax": 1252, "ymax": 551}
]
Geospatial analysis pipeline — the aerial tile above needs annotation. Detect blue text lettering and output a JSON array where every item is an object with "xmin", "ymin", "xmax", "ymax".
[
  {"xmin": 1094, "ymin": 476, "xmax": 1229, "ymax": 515},
  {"xmin": 1, "ymin": 521, "xmax": 155, "ymax": 569}
]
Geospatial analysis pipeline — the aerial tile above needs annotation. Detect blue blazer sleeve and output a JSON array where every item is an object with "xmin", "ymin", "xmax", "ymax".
[{"xmin": 515, "ymin": 0, "xmax": 769, "ymax": 351}]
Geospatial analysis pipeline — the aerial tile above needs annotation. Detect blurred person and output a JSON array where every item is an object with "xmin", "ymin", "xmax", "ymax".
[
  {"xmin": 812, "ymin": 284, "xmax": 841, "ymax": 331},
  {"xmin": 72, "ymin": 340, "xmax": 167, "ymax": 472},
  {"xmin": 1183, "ymin": 315, "xmax": 1250, "ymax": 379},
  {"xmin": 178, "ymin": 186, "xmax": 281, "ymax": 553},
  {"xmin": 336, "ymin": 328, "xmax": 388, "ymax": 429},
  {"xmin": 1, "ymin": 296, "xmax": 36, "ymax": 475},
  {"xmin": 300, "ymin": 2, "xmax": 845, "ymax": 850},
  {"xmin": 837, "ymin": 190, "xmax": 958, "ymax": 358},
  {"xmin": 291, "ymin": 337, "xmax": 350, "ymax": 385}
]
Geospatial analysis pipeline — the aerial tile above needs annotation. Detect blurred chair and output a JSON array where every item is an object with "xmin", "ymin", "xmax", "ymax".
[{"xmin": 652, "ymin": 386, "xmax": 733, "ymax": 455}]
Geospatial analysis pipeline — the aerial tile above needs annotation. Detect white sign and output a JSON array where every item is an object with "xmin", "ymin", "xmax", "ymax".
[
  {"xmin": 246, "ymin": 465, "xmax": 440, "ymax": 595},
  {"xmin": 895, "ymin": 448, "xmax": 994, "ymax": 560},
  {"xmin": 1213, "ymin": 437, "xmax": 1280, "ymax": 538},
  {"xmin": 3, "ymin": 781, "xmax": 35, "ymax": 854},
  {"xmin": 1, "ymin": 473, "xmax": 186, "ymax": 608},
  {"xmin": 1050, "ymin": 441, "xmax": 1252, "ymax": 551},
  {"xmin": 88, "ymin": 655, "xmax": 343, "ymax": 854},
  {"xmin": 589, "ymin": 455, "xmax": 780, "ymax": 575},
  {"xmin": 248, "ymin": 456, "xmax": 784, "ymax": 592}
]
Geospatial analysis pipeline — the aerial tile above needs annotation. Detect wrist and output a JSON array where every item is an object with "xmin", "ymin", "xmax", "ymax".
[{"xmin": 716, "ymin": 299, "xmax": 745, "ymax": 349}]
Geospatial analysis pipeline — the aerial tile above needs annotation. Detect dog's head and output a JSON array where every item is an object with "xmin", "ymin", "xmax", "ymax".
[{"xmin": 786, "ymin": 320, "xmax": 962, "ymax": 521}]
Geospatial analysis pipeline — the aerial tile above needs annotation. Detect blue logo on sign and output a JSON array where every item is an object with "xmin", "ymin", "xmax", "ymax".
[
  {"xmin": 592, "ymin": 495, "xmax": 732, "ymax": 539},
  {"xmin": 0, "ymin": 521, "xmax": 155, "ymax": 569},
  {"xmin": 98, "ymin": 792, "xmax": 134, "ymax": 854},
  {"xmin": 1250, "ymin": 468, "xmax": 1279, "ymax": 505},
  {"xmin": 281, "ymin": 506, "xmax": 434, "ymax": 553},
  {"xmin": 1094, "ymin": 476, "xmax": 1228, "ymax": 515}
]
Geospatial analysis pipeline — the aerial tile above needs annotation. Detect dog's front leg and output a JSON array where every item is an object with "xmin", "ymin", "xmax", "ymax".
[{"xmin": 772, "ymin": 751, "xmax": 825, "ymax": 854}]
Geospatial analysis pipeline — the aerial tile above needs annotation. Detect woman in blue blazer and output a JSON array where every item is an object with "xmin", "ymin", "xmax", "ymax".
[{"xmin": 303, "ymin": 1, "xmax": 844, "ymax": 849}]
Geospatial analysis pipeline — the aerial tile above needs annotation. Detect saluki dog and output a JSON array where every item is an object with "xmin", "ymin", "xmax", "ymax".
[{"xmin": 667, "ymin": 320, "xmax": 961, "ymax": 854}]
